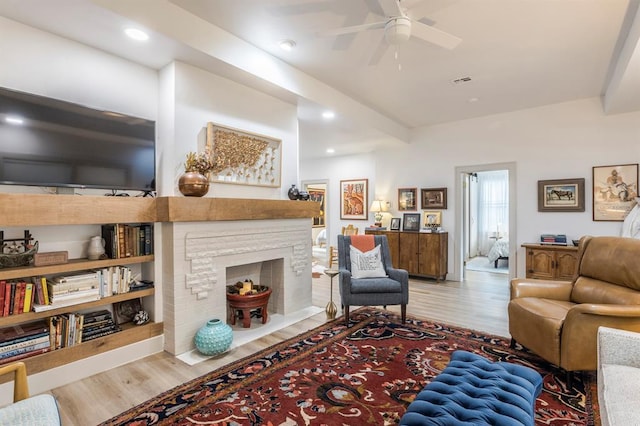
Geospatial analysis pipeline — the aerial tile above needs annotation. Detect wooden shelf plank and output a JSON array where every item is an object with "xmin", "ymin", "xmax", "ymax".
[
  {"xmin": 0, "ymin": 193, "xmax": 156, "ymax": 226},
  {"xmin": 0, "ymin": 288, "xmax": 155, "ymax": 327},
  {"xmin": 0, "ymin": 255, "xmax": 154, "ymax": 281},
  {"xmin": 156, "ymin": 197, "xmax": 320, "ymax": 222}
]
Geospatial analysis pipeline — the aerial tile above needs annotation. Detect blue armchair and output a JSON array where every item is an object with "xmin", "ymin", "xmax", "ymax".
[{"xmin": 338, "ymin": 234, "xmax": 409, "ymax": 325}]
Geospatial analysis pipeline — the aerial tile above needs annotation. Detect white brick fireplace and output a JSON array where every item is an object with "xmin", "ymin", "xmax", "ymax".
[{"xmin": 162, "ymin": 218, "xmax": 313, "ymax": 355}]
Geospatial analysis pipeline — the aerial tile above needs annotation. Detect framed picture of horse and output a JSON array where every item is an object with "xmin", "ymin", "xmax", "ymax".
[
  {"xmin": 537, "ymin": 178, "xmax": 585, "ymax": 212},
  {"xmin": 593, "ymin": 163, "xmax": 638, "ymax": 221}
]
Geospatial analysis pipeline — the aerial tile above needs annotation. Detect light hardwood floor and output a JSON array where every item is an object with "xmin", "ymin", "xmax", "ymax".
[{"xmin": 51, "ymin": 270, "xmax": 510, "ymax": 425}]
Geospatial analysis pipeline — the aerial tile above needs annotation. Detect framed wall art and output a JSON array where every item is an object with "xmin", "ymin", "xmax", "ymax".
[
  {"xmin": 390, "ymin": 217, "xmax": 401, "ymax": 231},
  {"xmin": 308, "ymin": 187, "xmax": 325, "ymax": 227},
  {"xmin": 423, "ymin": 211, "xmax": 442, "ymax": 227},
  {"xmin": 398, "ymin": 188, "xmax": 417, "ymax": 211},
  {"xmin": 421, "ymin": 187, "xmax": 447, "ymax": 209},
  {"xmin": 402, "ymin": 213, "xmax": 421, "ymax": 232},
  {"xmin": 206, "ymin": 122, "xmax": 282, "ymax": 188},
  {"xmin": 340, "ymin": 179, "xmax": 368, "ymax": 220},
  {"xmin": 537, "ymin": 178, "xmax": 585, "ymax": 212},
  {"xmin": 593, "ymin": 163, "xmax": 639, "ymax": 221}
]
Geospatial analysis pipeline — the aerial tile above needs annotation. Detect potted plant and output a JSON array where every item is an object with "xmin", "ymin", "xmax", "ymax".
[{"xmin": 179, "ymin": 148, "xmax": 216, "ymax": 197}]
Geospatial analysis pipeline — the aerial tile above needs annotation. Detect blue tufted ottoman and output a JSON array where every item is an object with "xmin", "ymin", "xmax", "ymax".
[{"xmin": 401, "ymin": 350, "xmax": 543, "ymax": 425}]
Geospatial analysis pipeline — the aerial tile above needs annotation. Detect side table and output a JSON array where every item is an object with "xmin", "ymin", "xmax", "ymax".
[{"xmin": 324, "ymin": 269, "xmax": 339, "ymax": 320}]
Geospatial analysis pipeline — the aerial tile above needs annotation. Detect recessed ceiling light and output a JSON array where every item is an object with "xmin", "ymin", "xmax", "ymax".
[
  {"xmin": 468, "ymin": 97, "xmax": 479, "ymax": 103},
  {"xmin": 279, "ymin": 39, "xmax": 296, "ymax": 51},
  {"xmin": 322, "ymin": 111, "xmax": 335, "ymax": 120},
  {"xmin": 5, "ymin": 116, "xmax": 24, "ymax": 125},
  {"xmin": 125, "ymin": 28, "xmax": 149, "ymax": 41},
  {"xmin": 326, "ymin": 148, "xmax": 335, "ymax": 154}
]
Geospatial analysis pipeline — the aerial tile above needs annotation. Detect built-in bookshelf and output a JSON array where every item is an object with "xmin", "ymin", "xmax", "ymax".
[{"xmin": 0, "ymin": 193, "xmax": 161, "ymax": 382}]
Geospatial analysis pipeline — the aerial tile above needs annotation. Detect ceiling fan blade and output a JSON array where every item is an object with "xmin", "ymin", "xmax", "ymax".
[
  {"xmin": 410, "ymin": 21, "xmax": 461, "ymax": 50},
  {"xmin": 377, "ymin": 0, "xmax": 402, "ymax": 17},
  {"xmin": 368, "ymin": 35, "xmax": 390, "ymax": 66},
  {"xmin": 318, "ymin": 21, "xmax": 385, "ymax": 37}
]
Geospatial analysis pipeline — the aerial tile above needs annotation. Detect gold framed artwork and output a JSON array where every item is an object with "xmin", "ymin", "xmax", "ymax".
[
  {"xmin": 340, "ymin": 179, "xmax": 368, "ymax": 220},
  {"xmin": 423, "ymin": 210, "xmax": 442, "ymax": 227},
  {"xmin": 398, "ymin": 188, "xmax": 417, "ymax": 211},
  {"xmin": 593, "ymin": 163, "xmax": 639, "ymax": 221},
  {"xmin": 206, "ymin": 122, "xmax": 282, "ymax": 187},
  {"xmin": 537, "ymin": 178, "xmax": 585, "ymax": 212},
  {"xmin": 308, "ymin": 188, "xmax": 325, "ymax": 227}
]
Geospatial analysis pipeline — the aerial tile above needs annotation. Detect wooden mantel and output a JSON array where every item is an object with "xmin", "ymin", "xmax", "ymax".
[
  {"xmin": 0, "ymin": 194, "xmax": 319, "ymax": 226},
  {"xmin": 156, "ymin": 197, "xmax": 320, "ymax": 222}
]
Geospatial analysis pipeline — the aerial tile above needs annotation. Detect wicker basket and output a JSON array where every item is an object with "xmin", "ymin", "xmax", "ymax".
[{"xmin": 0, "ymin": 241, "xmax": 38, "ymax": 268}]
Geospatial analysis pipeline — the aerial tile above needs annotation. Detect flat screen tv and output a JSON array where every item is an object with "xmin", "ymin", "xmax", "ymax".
[{"xmin": 0, "ymin": 86, "xmax": 155, "ymax": 193}]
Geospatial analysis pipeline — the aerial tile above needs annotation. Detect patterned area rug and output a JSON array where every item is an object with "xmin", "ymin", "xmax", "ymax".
[{"xmin": 101, "ymin": 308, "xmax": 597, "ymax": 425}]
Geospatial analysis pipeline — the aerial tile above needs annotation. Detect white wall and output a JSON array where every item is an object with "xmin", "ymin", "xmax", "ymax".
[
  {"xmin": 302, "ymin": 97, "xmax": 640, "ymax": 279},
  {"xmin": 163, "ymin": 61, "xmax": 299, "ymax": 199}
]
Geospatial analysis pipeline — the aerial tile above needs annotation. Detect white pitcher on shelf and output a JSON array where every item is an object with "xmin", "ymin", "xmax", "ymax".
[{"xmin": 87, "ymin": 235, "xmax": 106, "ymax": 260}]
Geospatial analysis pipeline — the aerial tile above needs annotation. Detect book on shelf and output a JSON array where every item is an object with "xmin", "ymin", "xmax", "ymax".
[
  {"xmin": 0, "ymin": 333, "xmax": 50, "ymax": 353},
  {"xmin": 33, "ymin": 291, "xmax": 101, "ymax": 312},
  {"xmin": 0, "ymin": 347, "xmax": 50, "ymax": 366},
  {"xmin": 53, "ymin": 271, "xmax": 100, "ymax": 284},
  {"xmin": 2, "ymin": 282, "xmax": 10, "ymax": 316},
  {"xmin": 0, "ymin": 340, "xmax": 51, "ymax": 360},
  {"xmin": 0, "ymin": 281, "xmax": 4, "ymax": 317},
  {"xmin": 0, "ymin": 320, "xmax": 49, "ymax": 342}
]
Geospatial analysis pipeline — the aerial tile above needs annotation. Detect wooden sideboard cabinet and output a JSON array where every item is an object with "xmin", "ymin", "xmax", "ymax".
[
  {"xmin": 521, "ymin": 243, "xmax": 579, "ymax": 280},
  {"xmin": 365, "ymin": 229, "xmax": 448, "ymax": 281}
]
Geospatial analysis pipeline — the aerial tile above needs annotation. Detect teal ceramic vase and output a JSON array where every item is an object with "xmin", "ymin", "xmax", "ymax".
[{"xmin": 194, "ymin": 319, "xmax": 233, "ymax": 356}]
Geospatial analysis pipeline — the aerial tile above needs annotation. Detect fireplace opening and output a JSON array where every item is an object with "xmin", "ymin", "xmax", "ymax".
[{"xmin": 225, "ymin": 258, "xmax": 284, "ymax": 328}]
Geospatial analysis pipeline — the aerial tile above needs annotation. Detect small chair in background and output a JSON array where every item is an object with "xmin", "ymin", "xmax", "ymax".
[{"xmin": 329, "ymin": 225, "xmax": 359, "ymax": 268}]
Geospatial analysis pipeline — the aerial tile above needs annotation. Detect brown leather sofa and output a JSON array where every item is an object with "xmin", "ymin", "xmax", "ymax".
[{"xmin": 509, "ymin": 236, "xmax": 640, "ymax": 384}]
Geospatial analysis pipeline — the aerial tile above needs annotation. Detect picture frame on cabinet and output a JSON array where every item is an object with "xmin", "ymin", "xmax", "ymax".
[
  {"xmin": 593, "ymin": 163, "xmax": 639, "ymax": 221},
  {"xmin": 402, "ymin": 213, "xmax": 421, "ymax": 232},
  {"xmin": 423, "ymin": 210, "xmax": 442, "ymax": 228},
  {"xmin": 421, "ymin": 187, "xmax": 447, "ymax": 209},
  {"xmin": 398, "ymin": 188, "xmax": 417, "ymax": 211},
  {"xmin": 390, "ymin": 217, "xmax": 401, "ymax": 231},
  {"xmin": 537, "ymin": 178, "xmax": 585, "ymax": 212},
  {"xmin": 340, "ymin": 179, "xmax": 368, "ymax": 220}
]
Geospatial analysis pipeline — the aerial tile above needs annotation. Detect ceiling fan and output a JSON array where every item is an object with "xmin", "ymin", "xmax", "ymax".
[{"xmin": 318, "ymin": 0, "xmax": 461, "ymax": 63}]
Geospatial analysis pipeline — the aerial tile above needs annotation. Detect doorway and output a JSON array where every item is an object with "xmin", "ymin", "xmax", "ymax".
[
  {"xmin": 302, "ymin": 179, "xmax": 329, "ymax": 266},
  {"xmin": 454, "ymin": 162, "xmax": 517, "ymax": 282}
]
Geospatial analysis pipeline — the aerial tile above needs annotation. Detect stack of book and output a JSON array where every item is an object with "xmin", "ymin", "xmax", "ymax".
[
  {"xmin": 0, "ymin": 320, "xmax": 51, "ymax": 365},
  {"xmin": 101, "ymin": 223, "xmax": 153, "ymax": 259},
  {"xmin": 33, "ymin": 272, "xmax": 100, "ymax": 312},
  {"xmin": 80, "ymin": 309, "xmax": 120, "ymax": 342},
  {"xmin": 540, "ymin": 234, "xmax": 568, "ymax": 246}
]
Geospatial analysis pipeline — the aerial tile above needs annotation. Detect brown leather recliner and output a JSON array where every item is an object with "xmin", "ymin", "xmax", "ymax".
[{"xmin": 509, "ymin": 236, "xmax": 640, "ymax": 382}]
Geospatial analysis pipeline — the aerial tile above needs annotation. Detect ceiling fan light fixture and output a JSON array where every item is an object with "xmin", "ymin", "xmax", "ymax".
[{"xmin": 384, "ymin": 17, "xmax": 411, "ymax": 45}]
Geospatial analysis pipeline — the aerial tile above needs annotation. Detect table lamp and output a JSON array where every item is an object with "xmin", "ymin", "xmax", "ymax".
[{"xmin": 370, "ymin": 200, "xmax": 385, "ymax": 227}]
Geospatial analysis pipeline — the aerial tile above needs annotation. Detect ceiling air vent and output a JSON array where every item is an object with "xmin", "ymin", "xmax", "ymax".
[{"xmin": 451, "ymin": 76, "xmax": 472, "ymax": 85}]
